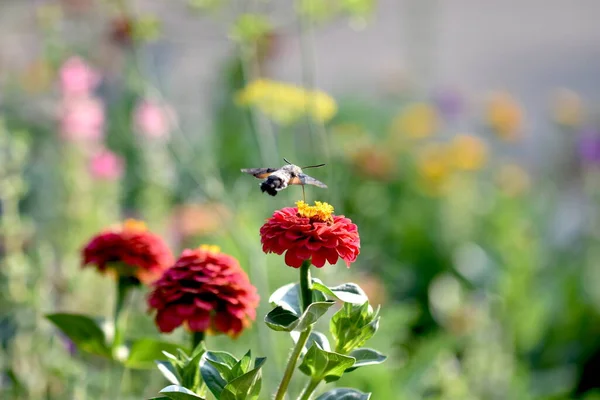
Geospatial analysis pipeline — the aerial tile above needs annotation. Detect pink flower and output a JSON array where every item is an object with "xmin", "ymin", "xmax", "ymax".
[
  {"xmin": 133, "ymin": 100, "xmax": 175, "ymax": 139},
  {"xmin": 89, "ymin": 149, "xmax": 124, "ymax": 181},
  {"xmin": 59, "ymin": 57, "xmax": 101, "ymax": 98},
  {"xmin": 60, "ymin": 97, "xmax": 105, "ymax": 142}
]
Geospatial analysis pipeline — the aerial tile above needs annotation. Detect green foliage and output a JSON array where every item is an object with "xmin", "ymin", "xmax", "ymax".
[
  {"xmin": 125, "ymin": 338, "xmax": 186, "ymax": 369},
  {"xmin": 298, "ymin": 344, "xmax": 356, "ymax": 383},
  {"xmin": 330, "ymin": 302, "xmax": 380, "ymax": 355},
  {"xmin": 157, "ymin": 385, "xmax": 205, "ymax": 400},
  {"xmin": 265, "ymin": 301, "xmax": 335, "ymax": 332},
  {"xmin": 345, "ymin": 348, "xmax": 386, "ymax": 372},
  {"xmin": 312, "ymin": 282, "xmax": 369, "ymax": 305},
  {"xmin": 200, "ymin": 350, "xmax": 266, "ymax": 400},
  {"xmin": 315, "ymin": 388, "xmax": 371, "ymax": 400},
  {"xmin": 229, "ymin": 14, "xmax": 272, "ymax": 44},
  {"xmin": 157, "ymin": 342, "xmax": 206, "ymax": 392},
  {"xmin": 45, "ymin": 313, "xmax": 111, "ymax": 358},
  {"xmin": 265, "ymin": 281, "xmax": 334, "ymax": 331}
]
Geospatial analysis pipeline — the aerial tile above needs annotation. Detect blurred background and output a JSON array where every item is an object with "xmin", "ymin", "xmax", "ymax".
[{"xmin": 1, "ymin": 0, "xmax": 600, "ymax": 399}]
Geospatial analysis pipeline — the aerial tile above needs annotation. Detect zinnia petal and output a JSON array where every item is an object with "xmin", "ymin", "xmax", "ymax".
[
  {"xmin": 148, "ymin": 246, "xmax": 259, "ymax": 337},
  {"xmin": 260, "ymin": 203, "xmax": 360, "ymax": 268}
]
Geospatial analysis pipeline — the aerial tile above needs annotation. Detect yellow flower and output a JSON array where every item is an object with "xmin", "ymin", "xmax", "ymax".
[
  {"xmin": 486, "ymin": 91, "xmax": 523, "ymax": 141},
  {"xmin": 416, "ymin": 143, "xmax": 452, "ymax": 196},
  {"xmin": 235, "ymin": 79, "xmax": 337, "ymax": 125},
  {"xmin": 496, "ymin": 163, "xmax": 530, "ymax": 197},
  {"xmin": 551, "ymin": 88, "xmax": 583, "ymax": 127},
  {"xmin": 390, "ymin": 102, "xmax": 439, "ymax": 139},
  {"xmin": 448, "ymin": 134, "xmax": 488, "ymax": 171},
  {"xmin": 198, "ymin": 244, "xmax": 221, "ymax": 254},
  {"xmin": 296, "ymin": 200, "xmax": 334, "ymax": 223},
  {"xmin": 123, "ymin": 218, "xmax": 147, "ymax": 232}
]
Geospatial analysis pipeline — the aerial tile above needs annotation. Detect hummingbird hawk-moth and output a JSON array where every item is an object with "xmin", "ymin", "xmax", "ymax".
[{"xmin": 241, "ymin": 158, "xmax": 327, "ymax": 196}]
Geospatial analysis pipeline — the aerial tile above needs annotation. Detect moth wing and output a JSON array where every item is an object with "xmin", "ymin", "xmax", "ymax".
[
  {"xmin": 291, "ymin": 173, "xmax": 328, "ymax": 188},
  {"xmin": 241, "ymin": 167, "xmax": 278, "ymax": 179}
]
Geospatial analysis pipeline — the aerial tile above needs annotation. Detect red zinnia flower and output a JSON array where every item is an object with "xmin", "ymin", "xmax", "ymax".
[
  {"xmin": 82, "ymin": 219, "xmax": 174, "ymax": 284},
  {"xmin": 260, "ymin": 201, "xmax": 360, "ymax": 268},
  {"xmin": 147, "ymin": 245, "xmax": 259, "ymax": 337}
]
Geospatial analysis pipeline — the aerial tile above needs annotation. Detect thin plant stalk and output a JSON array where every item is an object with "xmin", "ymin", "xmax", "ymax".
[
  {"xmin": 274, "ymin": 260, "xmax": 314, "ymax": 400},
  {"xmin": 299, "ymin": 378, "xmax": 321, "ymax": 400}
]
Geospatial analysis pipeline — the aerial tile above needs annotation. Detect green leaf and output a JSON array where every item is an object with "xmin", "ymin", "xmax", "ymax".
[
  {"xmin": 181, "ymin": 345, "xmax": 206, "ymax": 391},
  {"xmin": 206, "ymin": 359, "xmax": 235, "ymax": 382},
  {"xmin": 298, "ymin": 344, "xmax": 355, "ymax": 383},
  {"xmin": 158, "ymin": 385, "xmax": 205, "ymax": 399},
  {"xmin": 265, "ymin": 301, "xmax": 335, "ymax": 332},
  {"xmin": 345, "ymin": 348, "xmax": 387, "ymax": 372},
  {"xmin": 231, "ymin": 350, "xmax": 252, "ymax": 377},
  {"xmin": 330, "ymin": 302, "xmax": 380, "ymax": 354},
  {"xmin": 156, "ymin": 361, "xmax": 181, "ymax": 385},
  {"xmin": 269, "ymin": 281, "xmax": 327, "ymax": 315},
  {"xmin": 312, "ymin": 282, "xmax": 368, "ymax": 305},
  {"xmin": 191, "ymin": 341, "xmax": 207, "ymax": 359},
  {"xmin": 295, "ymin": 301, "xmax": 336, "ymax": 331},
  {"xmin": 219, "ymin": 359, "xmax": 265, "ymax": 400},
  {"xmin": 126, "ymin": 339, "xmax": 186, "ymax": 369},
  {"xmin": 269, "ymin": 283, "xmax": 302, "ymax": 314},
  {"xmin": 46, "ymin": 313, "xmax": 111, "ymax": 357},
  {"xmin": 205, "ymin": 351, "xmax": 239, "ymax": 368},
  {"xmin": 200, "ymin": 352, "xmax": 234, "ymax": 398},
  {"xmin": 265, "ymin": 306, "xmax": 299, "ymax": 331},
  {"xmin": 291, "ymin": 330, "xmax": 331, "ymax": 355},
  {"xmin": 315, "ymin": 388, "xmax": 371, "ymax": 400}
]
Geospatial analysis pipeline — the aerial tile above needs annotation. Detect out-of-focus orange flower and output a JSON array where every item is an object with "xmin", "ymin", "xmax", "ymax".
[
  {"xmin": 170, "ymin": 203, "xmax": 231, "ymax": 238},
  {"xmin": 148, "ymin": 245, "xmax": 259, "ymax": 337},
  {"xmin": 551, "ymin": 88, "xmax": 583, "ymax": 128},
  {"xmin": 81, "ymin": 219, "xmax": 173, "ymax": 285},
  {"xmin": 416, "ymin": 143, "xmax": 452, "ymax": 196},
  {"xmin": 486, "ymin": 91, "xmax": 523, "ymax": 141},
  {"xmin": 20, "ymin": 60, "xmax": 54, "ymax": 93},
  {"xmin": 350, "ymin": 145, "xmax": 396, "ymax": 181},
  {"xmin": 448, "ymin": 134, "xmax": 488, "ymax": 171},
  {"xmin": 356, "ymin": 273, "xmax": 387, "ymax": 307},
  {"xmin": 495, "ymin": 163, "xmax": 530, "ymax": 197},
  {"xmin": 390, "ymin": 102, "xmax": 439, "ymax": 139}
]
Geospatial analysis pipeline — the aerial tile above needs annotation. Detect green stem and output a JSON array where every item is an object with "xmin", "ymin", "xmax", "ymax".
[
  {"xmin": 274, "ymin": 260, "xmax": 314, "ymax": 400},
  {"xmin": 299, "ymin": 260, "xmax": 313, "ymax": 312},
  {"xmin": 113, "ymin": 276, "xmax": 132, "ymax": 351},
  {"xmin": 274, "ymin": 326, "xmax": 313, "ymax": 400},
  {"xmin": 299, "ymin": 378, "xmax": 321, "ymax": 400},
  {"xmin": 192, "ymin": 331, "xmax": 205, "ymax": 350}
]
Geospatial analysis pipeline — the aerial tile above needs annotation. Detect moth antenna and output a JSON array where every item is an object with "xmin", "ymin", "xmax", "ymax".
[
  {"xmin": 302, "ymin": 163, "xmax": 326, "ymax": 170},
  {"xmin": 283, "ymin": 158, "xmax": 293, "ymax": 165}
]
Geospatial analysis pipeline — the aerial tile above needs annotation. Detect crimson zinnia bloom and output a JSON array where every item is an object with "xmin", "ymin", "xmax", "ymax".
[
  {"xmin": 147, "ymin": 245, "xmax": 259, "ymax": 337},
  {"xmin": 82, "ymin": 219, "xmax": 174, "ymax": 284},
  {"xmin": 260, "ymin": 201, "xmax": 360, "ymax": 268}
]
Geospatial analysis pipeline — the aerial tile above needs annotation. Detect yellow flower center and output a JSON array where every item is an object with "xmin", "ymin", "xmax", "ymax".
[
  {"xmin": 296, "ymin": 200, "xmax": 334, "ymax": 223},
  {"xmin": 122, "ymin": 219, "xmax": 147, "ymax": 232},
  {"xmin": 198, "ymin": 244, "xmax": 221, "ymax": 254}
]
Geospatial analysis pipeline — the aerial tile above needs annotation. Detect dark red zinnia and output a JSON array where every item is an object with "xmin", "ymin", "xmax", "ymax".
[
  {"xmin": 147, "ymin": 245, "xmax": 259, "ymax": 337},
  {"xmin": 81, "ymin": 219, "xmax": 174, "ymax": 284},
  {"xmin": 260, "ymin": 201, "xmax": 360, "ymax": 268}
]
